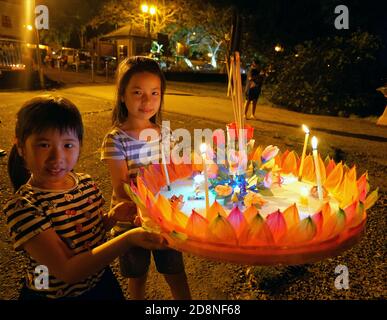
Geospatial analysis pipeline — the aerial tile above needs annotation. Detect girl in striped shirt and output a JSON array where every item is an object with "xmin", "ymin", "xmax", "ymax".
[
  {"xmin": 3, "ymin": 95, "xmax": 166, "ymax": 300},
  {"xmin": 101, "ymin": 56, "xmax": 191, "ymax": 299}
]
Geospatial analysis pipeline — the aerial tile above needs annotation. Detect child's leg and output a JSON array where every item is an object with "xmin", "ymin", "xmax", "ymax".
[
  {"xmin": 153, "ymin": 249, "xmax": 191, "ymax": 300},
  {"xmin": 163, "ymin": 272, "xmax": 191, "ymax": 300},
  {"xmin": 119, "ymin": 246, "xmax": 151, "ymax": 300},
  {"xmin": 128, "ymin": 274, "xmax": 148, "ymax": 299}
]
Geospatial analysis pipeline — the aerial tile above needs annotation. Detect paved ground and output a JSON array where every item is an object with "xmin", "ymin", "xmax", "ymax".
[{"xmin": 0, "ymin": 69, "xmax": 385, "ymax": 300}]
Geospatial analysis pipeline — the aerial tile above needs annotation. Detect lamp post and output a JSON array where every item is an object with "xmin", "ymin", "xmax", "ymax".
[{"xmin": 141, "ymin": 3, "xmax": 156, "ymax": 53}]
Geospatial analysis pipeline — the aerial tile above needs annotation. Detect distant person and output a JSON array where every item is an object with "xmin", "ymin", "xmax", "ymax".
[
  {"xmin": 3, "ymin": 95, "xmax": 166, "ymax": 300},
  {"xmin": 244, "ymin": 63, "xmax": 265, "ymax": 120},
  {"xmin": 101, "ymin": 56, "xmax": 191, "ymax": 300}
]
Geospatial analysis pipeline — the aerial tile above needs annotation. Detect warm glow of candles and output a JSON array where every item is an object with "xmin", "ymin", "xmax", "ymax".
[
  {"xmin": 300, "ymin": 186, "xmax": 309, "ymax": 206},
  {"xmin": 200, "ymin": 143, "xmax": 210, "ymax": 212},
  {"xmin": 311, "ymin": 136, "xmax": 323, "ymax": 200},
  {"xmin": 298, "ymin": 124, "xmax": 310, "ymax": 181}
]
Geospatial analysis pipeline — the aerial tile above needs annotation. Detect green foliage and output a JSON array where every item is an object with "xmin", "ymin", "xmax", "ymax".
[{"xmin": 265, "ymin": 32, "xmax": 386, "ymax": 117}]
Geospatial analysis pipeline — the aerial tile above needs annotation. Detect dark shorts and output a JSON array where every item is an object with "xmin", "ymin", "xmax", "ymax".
[
  {"xmin": 19, "ymin": 267, "xmax": 125, "ymax": 300},
  {"xmin": 119, "ymin": 247, "xmax": 185, "ymax": 278}
]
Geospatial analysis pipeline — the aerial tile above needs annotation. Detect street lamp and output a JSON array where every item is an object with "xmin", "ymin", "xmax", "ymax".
[{"xmin": 141, "ymin": 3, "xmax": 156, "ymax": 37}]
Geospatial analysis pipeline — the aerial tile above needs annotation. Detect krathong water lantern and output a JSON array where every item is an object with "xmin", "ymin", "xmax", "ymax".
[
  {"xmin": 123, "ymin": 52, "xmax": 379, "ymax": 265},
  {"xmin": 125, "ymin": 143, "xmax": 378, "ymax": 265}
]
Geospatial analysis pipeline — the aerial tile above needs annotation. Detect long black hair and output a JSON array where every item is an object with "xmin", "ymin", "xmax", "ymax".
[
  {"xmin": 112, "ymin": 56, "xmax": 166, "ymax": 126},
  {"xmin": 8, "ymin": 95, "xmax": 84, "ymax": 192}
]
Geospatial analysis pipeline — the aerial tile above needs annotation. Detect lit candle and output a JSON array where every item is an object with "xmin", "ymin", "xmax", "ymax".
[
  {"xmin": 298, "ymin": 124, "xmax": 310, "ymax": 181},
  {"xmin": 299, "ymin": 186, "xmax": 309, "ymax": 206},
  {"xmin": 160, "ymin": 143, "xmax": 171, "ymax": 191},
  {"xmin": 311, "ymin": 136, "xmax": 323, "ymax": 201},
  {"xmin": 200, "ymin": 143, "xmax": 210, "ymax": 212}
]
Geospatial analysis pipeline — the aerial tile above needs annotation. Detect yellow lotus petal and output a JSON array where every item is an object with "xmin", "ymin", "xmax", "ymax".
[
  {"xmin": 282, "ymin": 216, "xmax": 316, "ymax": 244},
  {"xmin": 339, "ymin": 166, "xmax": 359, "ymax": 208},
  {"xmin": 207, "ymin": 214, "xmax": 238, "ymax": 245},
  {"xmin": 365, "ymin": 188, "xmax": 379, "ymax": 210},
  {"xmin": 318, "ymin": 154, "xmax": 326, "ymax": 184},
  {"xmin": 324, "ymin": 161, "xmax": 344, "ymax": 194}
]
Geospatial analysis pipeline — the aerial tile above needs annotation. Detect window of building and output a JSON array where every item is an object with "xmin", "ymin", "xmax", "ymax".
[{"xmin": 2, "ymin": 15, "xmax": 12, "ymax": 28}]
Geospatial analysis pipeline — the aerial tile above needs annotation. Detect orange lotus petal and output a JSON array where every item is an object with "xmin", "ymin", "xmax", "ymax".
[
  {"xmin": 356, "ymin": 172, "xmax": 368, "ymax": 202},
  {"xmin": 206, "ymin": 200, "xmax": 227, "ymax": 222},
  {"xmin": 185, "ymin": 209, "xmax": 209, "ymax": 240},
  {"xmin": 280, "ymin": 150, "xmax": 290, "ymax": 166},
  {"xmin": 343, "ymin": 200, "xmax": 357, "ymax": 228},
  {"xmin": 171, "ymin": 207, "xmax": 189, "ymax": 231},
  {"xmin": 136, "ymin": 176, "xmax": 149, "ymax": 203},
  {"xmin": 243, "ymin": 206, "xmax": 259, "ymax": 224},
  {"xmin": 266, "ymin": 210, "xmax": 287, "ymax": 244},
  {"xmin": 325, "ymin": 157, "xmax": 336, "ymax": 177},
  {"xmin": 281, "ymin": 151, "xmax": 298, "ymax": 175},
  {"xmin": 207, "ymin": 214, "xmax": 238, "ymax": 245},
  {"xmin": 143, "ymin": 168, "xmax": 159, "ymax": 194},
  {"xmin": 149, "ymin": 164, "xmax": 167, "ymax": 189},
  {"xmin": 282, "ymin": 216, "xmax": 316, "ymax": 244},
  {"xmin": 302, "ymin": 154, "xmax": 315, "ymax": 182},
  {"xmin": 282, "ymin": 203, "xmax": 300, "ymax": 230},
  {"xmin": 172, "ymin": 162, "xmax": 193, "ymax": 179},
  {"xmin": 320, "ymin": 208, "xmax": 346, "ymax": 240},
  {"xmin": 365, "ymin": 188, "xmax": 379, "ymax": 210},
  {"xmin": 156, "ymin": 194, "xmax": 172, "ymax": 221},
  {"xmin": 239, "ymin": 213, "xmax": 274, "ymax": 245},
  {"xmin": 324, "ymin": 161, "xmax": 344, "ymax": 194},
  {"xmin": 227, "ymin": 206, "xmax": 248, "ymax": 238}
]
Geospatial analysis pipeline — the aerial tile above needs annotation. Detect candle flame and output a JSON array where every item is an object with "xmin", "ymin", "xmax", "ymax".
[
  {"xmin": 302, "ymin": 124, "xmax": 310, "ymax": 134},
  {"xmin": 200, "ymin": 143, "xmax": 207, "ymax": 154},
  {"xmin": 311, "ymin": 136, "xmax": 318, "ymax": 149}
]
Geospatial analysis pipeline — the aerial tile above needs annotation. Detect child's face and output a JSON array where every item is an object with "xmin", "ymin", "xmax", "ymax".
[
  {"xmin": 20, "ymin": 128, "xmax": 80, "ymax": 189},
  {"xmin": 122, "ymin": 71, "xmax": 161, "ymax": 122}
]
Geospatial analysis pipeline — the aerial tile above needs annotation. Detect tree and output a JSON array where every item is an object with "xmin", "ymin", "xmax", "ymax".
[
  {"xmin": 88, "ymin": 0, "xmax": 182, "ymax": 35},
  {"xmin": 37, "ymin": 0, "xmax": 105, "ymax": 48}
]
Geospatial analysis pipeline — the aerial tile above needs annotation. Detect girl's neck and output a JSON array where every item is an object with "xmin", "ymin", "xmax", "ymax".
[
  {"xmin": 30, "ymin": 172, "xmax": 76, "ymax": 191},
  {"xmin": 120, "ymin": 119, "xmax": 159, "ymax": 138}
]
